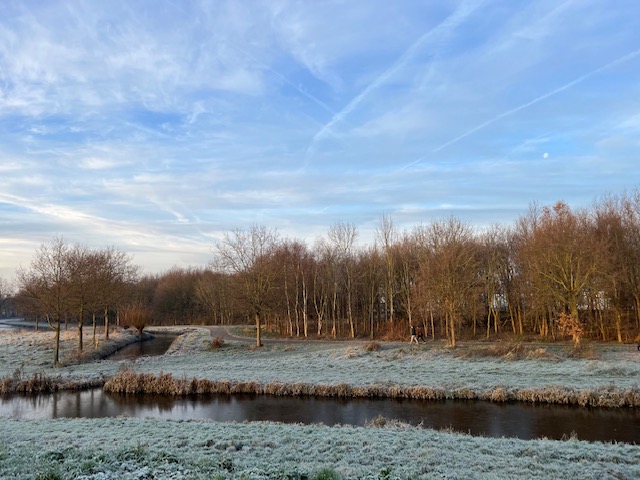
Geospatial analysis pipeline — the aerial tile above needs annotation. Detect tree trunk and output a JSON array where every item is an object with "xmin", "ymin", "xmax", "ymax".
[
  {"xmin": 449, "ymin": 310, "xmax": 456, "ymax": 348},
  {"xmin": 331, "ymin": 282, "xmax": 337, "ymax": 339},
  {"xmin": 53, "ymin": 316, "xmax": 61, "ymax": 367},
  {"xmin": 347, "ymin": 275, "xmax": 355, "ymax": 338},
  {"xmin": 429, "ymin": 308, "xmax": 435, "ymax": 340},
  {"xmin": 77, "ymin": 304, "xmax": 84, "ymax": 352},
  {"xmin": 616, "ymin": 312, "xmax": 623, "ymax": 343},
  {"xmin": 302, "ymin": 276, "xmax": 308, "ymax": 338},
  {"xmin": 255, "ymin": 310, "xmax": 262, "ymax": 347},
  {"xmin": 92, "ymin": 312, "xmax": 97, "ymax": 347},
  {"xmin": 104, "ymin": 305, "xmax": 110, "ymax": 340}
]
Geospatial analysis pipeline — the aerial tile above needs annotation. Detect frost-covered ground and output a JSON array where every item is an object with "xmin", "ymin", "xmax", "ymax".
[
  {"xmin": 3, "ymin": 326, "xmax": 640, "ymax": 394},
  {"xmin": 1, "ymin": 325, "xmax": 640, "ymax": 479},
  {"xmin": 1, "ymin": 417, "xmax": 639, "ymax": 479}
]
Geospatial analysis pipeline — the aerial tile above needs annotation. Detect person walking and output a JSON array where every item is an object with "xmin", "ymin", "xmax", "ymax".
[
  {"xmin": 410, "ymin": 324, "xmax": 418, "ymax": 344},
  {"xmin": 416, "ymin": 324, "xmax": 426, "ymax": 343}
]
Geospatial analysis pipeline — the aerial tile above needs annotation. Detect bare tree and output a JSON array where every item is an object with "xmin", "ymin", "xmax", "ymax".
[
  {"xmin": 0, "ymin": 277, "xmax": 12, "ymax": 317},
  {"xmin": 273, "ymin": 240, "xmax": 313, "ymax": 337},
  {"xmin": 421, "ymin": 217, "xmax": 479, "ymax": 347},
  {"xmin": 153, "ymin": 267, "xmax": 205, "ymax": 325},
  {"xmin": 94, "ymin": 247, "xmax": 138, "ymax": 342},
  {"xmin": 194, "ymin": 270, "xmax": 234, "ymax": 325},
  {"xmin": 213, "ymin": 225, "xmax": 280, "ymax": 347},
  {"xmin": 357, "ymin": 245, "xmax": 384, "ymax": 339},
  {"xmin": 66, "ymin": 244, "xmax": 100, "ymax": 352},
  {"xmin": 328, "ymin": 222, "xmax": 359, "ymax": 337},
  {"xmin": 478, "ymin": 225, "xmax": 511, "ymax": 338},
  {"xmin": 16, "ymin": 237, "xmax": 70, "ymax": 366},
  {"xmin": 376, "ymin": 214, "xmax": 397, "ymax": 324},
  {"xmin": 519, "ymin": 202, "xmax": 606, "ymax": 338}
]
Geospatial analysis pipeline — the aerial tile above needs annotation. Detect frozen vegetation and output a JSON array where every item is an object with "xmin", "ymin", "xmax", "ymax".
[
  {"xmin": 2, "ymin": 416, "xmax": 640, "ymax": 480},
  {"xmin": 1, "ymin": 325, "xmax": 639, "ymax": 478}
]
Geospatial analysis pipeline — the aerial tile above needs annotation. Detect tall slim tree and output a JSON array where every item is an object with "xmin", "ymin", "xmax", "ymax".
[
  {"xmin": 328, "ymin": 222, "xmax": 359, "ymax": 338},
  {"xmin": 376, "ymin": 214, "xmax": 397, "ymax": 324}
]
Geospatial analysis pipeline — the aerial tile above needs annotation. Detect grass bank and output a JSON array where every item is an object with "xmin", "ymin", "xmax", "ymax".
[
  {"xmin": 1, "ymin": 416, "xmax": 639, "ymax": 479},
  {"xmin": 2, "ymin": 327, "xmax": 640, "ymax": 407},
  {"xmin": 2, "ymin": 326, "xmax": 640, "ymax": 478}
]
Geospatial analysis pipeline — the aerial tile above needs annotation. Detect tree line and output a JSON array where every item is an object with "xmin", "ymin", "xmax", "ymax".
[{"xmin": 11, "ymin": 190, "xmax": 640, "ymax": 351}]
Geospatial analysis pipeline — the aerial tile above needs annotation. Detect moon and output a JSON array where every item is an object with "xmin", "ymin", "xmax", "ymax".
[{"xmin": 543, "ymin": 152, "xmax": 549, "ymax": 159}]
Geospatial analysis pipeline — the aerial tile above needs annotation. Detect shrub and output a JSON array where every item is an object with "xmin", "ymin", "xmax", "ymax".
[
  {"xmin": 363, "ymin": 341, "xmax": 381, "ymax": 352},
  {"xmin": 556, "ymin": 312, "xmax": 584, "ymax": 345},
  {"xmin": 313, "ymin": 468, "xmax": 342, "ymax": 480},
  {"xmin": 120, "ymin": 304, "xmax": 152, "ymax": 336},
  {"xmin": 566, "ymin": 343, "xmax": 600, "ymax": 359},
  {"xmin": 210, "ymin": 336, "xmax": 225, "ymax": 349}
]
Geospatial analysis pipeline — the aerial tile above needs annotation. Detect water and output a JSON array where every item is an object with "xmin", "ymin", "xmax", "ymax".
[
  {"xmin": 2, "ymin": 319, "xmax": 638, "ymax": 442},
  {"xmin": 1, "ymin": 389, "xmax": 637, "ymax": 443},
  {"xmin": 0, "ymin": 318, "xmax": 37, "ymax": 330},
  {"xmin": 108, "ymin": 334, "xmax": 177, "ymax": 360}
]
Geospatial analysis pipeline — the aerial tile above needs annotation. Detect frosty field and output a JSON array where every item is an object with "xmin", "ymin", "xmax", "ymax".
[{"xmin": 1, "ymin": 325, "xmax": 639, "ymax": 479}]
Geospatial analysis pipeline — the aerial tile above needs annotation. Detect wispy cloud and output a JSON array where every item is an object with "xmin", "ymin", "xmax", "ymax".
[
  {"xmin": 1, "ymin": 0, "xmax": 639, "ymax": 278},
  {"xmin": 432, "ymin": 48, "xmax": 640, "ymax": 154},
  {"xmin": 306, "ymin": 0, "xmax": 485, "ymax": 156}
]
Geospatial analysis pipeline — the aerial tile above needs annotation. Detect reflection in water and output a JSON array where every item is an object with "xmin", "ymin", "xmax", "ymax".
[
  {"xmin": 107, "ymin": 334, "xmax": 177, "ymax": 360},
  {"xmin": 1, "ymin": 389, "xmax": 638, "ymax": 443}
]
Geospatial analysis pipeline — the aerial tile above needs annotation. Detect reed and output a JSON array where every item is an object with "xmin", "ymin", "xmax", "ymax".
[
  {"xmin": 0, "ymin": 371, "xmax": 102, "ymax": 395},
  {"xmin": 100, "ymin": 368, "xmax": 640, "ymax": 407}
]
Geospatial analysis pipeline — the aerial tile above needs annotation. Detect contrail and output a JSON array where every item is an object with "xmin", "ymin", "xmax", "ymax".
[
  {"xmin": 306, "ymin": 0, "xmax": 485, "ymax": 156},
  {"xmin": 432, "ymin": 48, "xmax": 640, "ymax": 154},
  {"xmin": 222, "ymin": 39, "xmax": 336, "ymax": 117}
]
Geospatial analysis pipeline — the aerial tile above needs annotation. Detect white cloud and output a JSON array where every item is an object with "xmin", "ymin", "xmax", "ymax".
[{"xmin": 1, "ymin": 0, "xmax": 639, "ymax": 279}]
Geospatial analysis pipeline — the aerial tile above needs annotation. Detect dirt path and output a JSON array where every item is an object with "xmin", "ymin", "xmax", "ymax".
[{"xmin": 202, "ymin": 325, "xmax": 254, "ymax": 344}]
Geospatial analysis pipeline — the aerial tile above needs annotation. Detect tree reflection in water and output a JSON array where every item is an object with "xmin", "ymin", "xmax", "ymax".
[{"xmin": 1, "ymin": 389, "xmax": 638, "ymax": 443}]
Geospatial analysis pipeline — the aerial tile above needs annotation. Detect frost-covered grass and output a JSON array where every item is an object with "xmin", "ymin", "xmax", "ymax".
[
  {"xmin": 1, "ymin": 327, "xmax": 640, "ymax": 405},
  {"xmin": 1, "ymin": 327, "xmax": 640, "ymax": 478},
  {"xmin": 1, "ymin": 417, "xmax": 639, "ymax": 480}
]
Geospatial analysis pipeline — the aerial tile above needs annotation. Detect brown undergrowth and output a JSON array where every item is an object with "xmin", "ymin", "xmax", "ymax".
[
  {"xmin": 452, "ymin": 343, "xmax": 560, "ymax": 361},
  {"xmin": 0, "ymin": 367, "xmax": 103, "ymax": 395},
  {"xmin": 102, "ymin": 367, "xmax": 640, "ymax": 408}
]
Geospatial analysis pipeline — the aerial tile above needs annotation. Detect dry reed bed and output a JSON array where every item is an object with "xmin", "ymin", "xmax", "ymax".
[
  {"xmin": 0, "ymin": 371, "xmax": 104, "ymax": 395},
  {"xmin": 103, "ymin": 367, "xmax": 640, "ymax": 408}
]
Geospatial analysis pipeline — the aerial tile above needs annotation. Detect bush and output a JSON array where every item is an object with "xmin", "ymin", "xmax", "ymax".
[
  {"xmin": 313, "ymin": 468, "xmax": 341, "ymax": 480},
  {"xmin": 210, "ymin": 336, "xmax": 225, "ymax": 349},
  {"xmin": 120, "ymin": 305, "xmax": 152, "ymax": 336},
  {"xmin": 363, "ymin": 341, "xmax": 381, "ymax": 352},
  {"xmin": 556, "ymin": 312, "xmax": 584, "ymax": 345}
]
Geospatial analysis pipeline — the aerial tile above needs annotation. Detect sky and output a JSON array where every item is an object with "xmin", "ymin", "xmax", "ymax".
[{"xmin": 1, "ymin": 0, "xmax": 640, "ymax": 280}]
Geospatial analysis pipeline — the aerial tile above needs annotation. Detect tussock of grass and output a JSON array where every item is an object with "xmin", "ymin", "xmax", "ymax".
[
  {"xmin": 453, "ymin": 343, "xmax": 560, "ymax": 361},
  {"xmin": 364, "ymin": 414, "xmax": 412, "ymax": 429},
  {"xmin": 363, "ymin": 341, "xmax": 381, "ymax": 352},
  {"xmin": 0, "ymin": 367, "xmax": 103, "ymax": 395},
  {"xmin": 453, "ymin": 343, "xmax": 520, "ymax": 359},
  {"xmin": 566, "ymin": 343, "xmax": 600, "ymax": 359}
]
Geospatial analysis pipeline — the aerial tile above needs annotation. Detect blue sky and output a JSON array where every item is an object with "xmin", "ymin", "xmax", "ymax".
[{"xmin": 1, "ymin": 0, "xmax": 640, "ymax": 279}]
